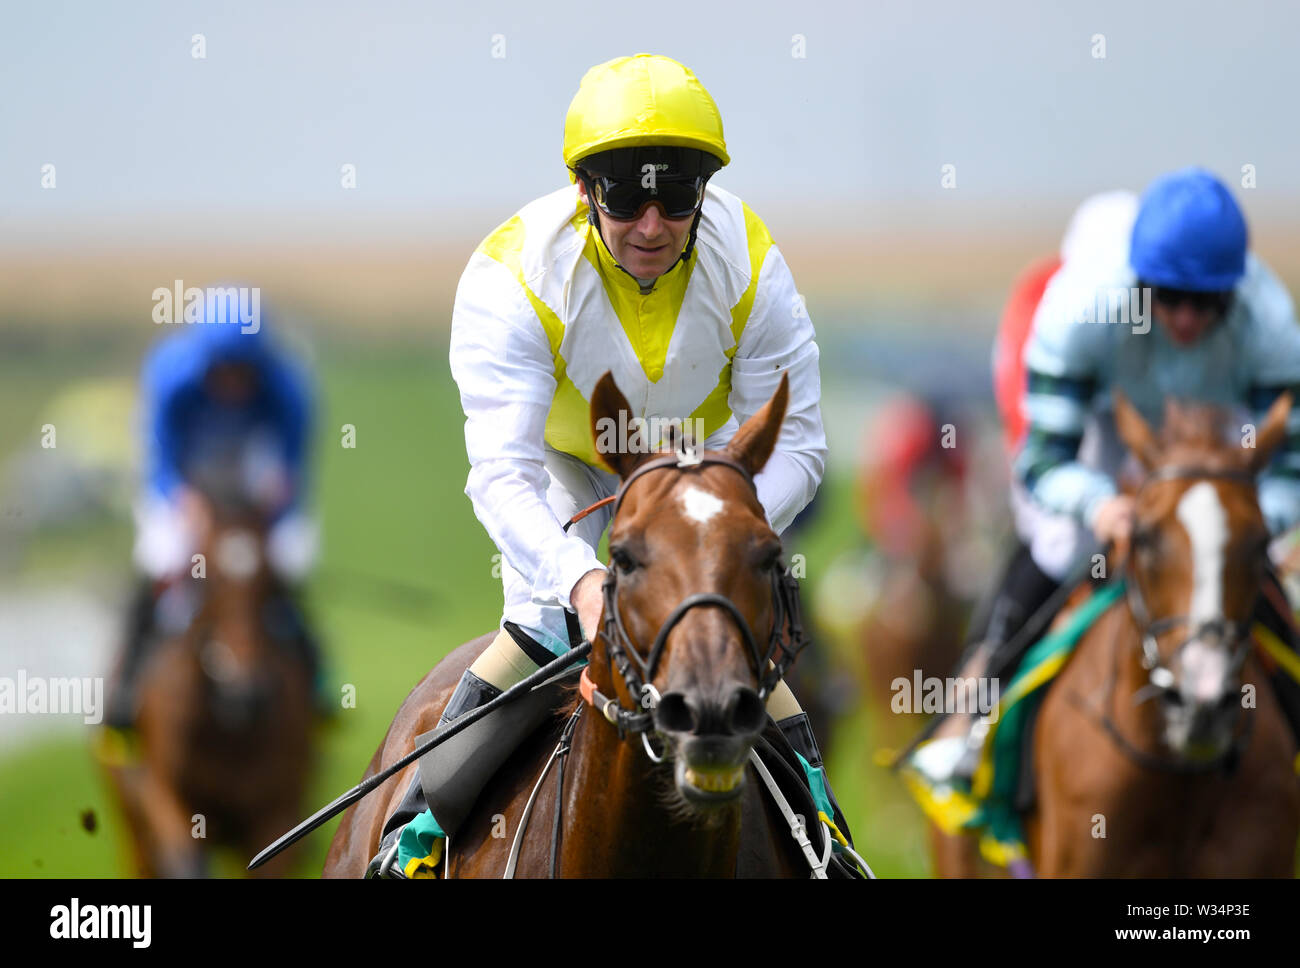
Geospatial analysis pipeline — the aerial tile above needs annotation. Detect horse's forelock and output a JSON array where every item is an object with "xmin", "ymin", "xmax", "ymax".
[
  {"xmin": 1148, "ymin": 401, "xmax": 1243, "ymax": 471},
  {"xmin": 1157, "ymin": 400, "xmax": 1230, "ymax": 447}
]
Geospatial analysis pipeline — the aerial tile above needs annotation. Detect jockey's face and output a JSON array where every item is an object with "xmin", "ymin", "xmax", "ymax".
[
  {"xmin": 205, "ymin": 361, "xmax": 258, "ymax": 405},
  {"xmin": 577, "ymin": 180, "xmax": 696, "ymax": 280},
  {"xmin": 1150, "ymin": 288, "xmax": 1232, "ymax": 347},
  {"xmin": 1154, "ymin": 302, "xmax": 1218, "ymax": 346}
]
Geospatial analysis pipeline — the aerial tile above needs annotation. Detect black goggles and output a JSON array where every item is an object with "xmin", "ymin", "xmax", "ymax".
[
  {"xmin": 586, "ymin": 173, "xmax": 706, "ymax": 221},
  {"xmin": 1146, "ymin": 284, "xmax": 1234, "ymax": 315}
]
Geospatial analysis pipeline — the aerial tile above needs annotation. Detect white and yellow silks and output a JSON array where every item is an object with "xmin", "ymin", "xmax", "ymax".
[{"xmin": 448, "ymin": 181, "xmax": 828, "ymax": 617}]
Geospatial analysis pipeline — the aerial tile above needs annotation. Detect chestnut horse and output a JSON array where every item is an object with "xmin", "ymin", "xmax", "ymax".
[
  {"xmin": 103, "ymin": 501, "xmax": 316, "ymax": 877},
  {"xmin": 1018, "ymin": 393, "xmax": 1300, "ymax": 876},
  {"xmin": 325, "ymin": 374, "xmax": 824, "ymax": 877},
  {"xmin": 861, "ymin": 504, "xmax": 972, "ymax": 746}
]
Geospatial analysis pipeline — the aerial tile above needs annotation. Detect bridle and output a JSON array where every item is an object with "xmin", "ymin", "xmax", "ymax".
[
  {"xmin": 1123, "ymin": 464, "xmax": 1260, "ymax": 701},
  {"xmin": 569, "ymin": 449, "xmax": 809, "ymax": 747},
  {"xmin": 1106, "ymin": 462, "xmax": 1261, "ymax": 771}
]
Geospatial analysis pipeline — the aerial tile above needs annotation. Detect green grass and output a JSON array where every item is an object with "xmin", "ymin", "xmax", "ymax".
[{"xmin": 0, "ymin": 336, "xmax": 932, "ymax": 877}]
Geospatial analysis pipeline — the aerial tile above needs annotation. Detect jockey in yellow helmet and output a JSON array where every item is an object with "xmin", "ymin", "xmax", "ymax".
[{"xmin": 371, "ymin": 55, "xmax": 845, "ymax": 877}]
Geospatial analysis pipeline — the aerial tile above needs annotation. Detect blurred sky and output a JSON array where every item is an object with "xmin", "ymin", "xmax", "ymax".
[{"xmin": 4, "ymin": 0, "xmax": 1300, "ymax": 243}]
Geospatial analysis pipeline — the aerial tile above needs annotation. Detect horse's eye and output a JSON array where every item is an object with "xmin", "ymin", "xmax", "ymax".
[{"xmin": 610, "ymin": 547, "xmax": 638, "ymax": 573}]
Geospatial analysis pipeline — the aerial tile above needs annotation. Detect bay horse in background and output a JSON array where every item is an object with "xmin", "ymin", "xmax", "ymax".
[
  {"xmin": 326, "ymin": 373, "xmax": 826, "ymax": 877},
  {"xmin": 1018, "ymin": 393, "xmax": 1300, "ymax": 875},
  {"xmin": 103, "ymin": 494, "xmax": 316, "ymax": 877},
  {"xmin": 855, "ymin": 395, "xmax": 982, "ymax": 747}
]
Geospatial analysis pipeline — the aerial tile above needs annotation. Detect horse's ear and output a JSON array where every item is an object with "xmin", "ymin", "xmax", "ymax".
[
  {"xmin": 589, "ymin": 371, "xmax": 648, "ymax": 479},
  {"xmin": 1114, "ymin": 390, "xmax": 1159, "ymax": 470},
  {"xmin": 726, "ymin": 374, "xmax": 789, "ymax": 477},
  {"xmin": 1244, "ymin": 390, "xmax": 1292, "ymax": 473}
]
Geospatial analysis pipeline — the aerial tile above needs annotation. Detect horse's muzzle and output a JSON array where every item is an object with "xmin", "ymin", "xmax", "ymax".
[
  {"xmin": 210, "ymin": 675, "xmax": 274, "ymax": 728},
  {"xmin": 655, "ymin": 685, "xmax": 765, "ymax": 803},
  {"xmin": 1160, "ymin": 687, "xmax": 1240, "ymax": 759}
]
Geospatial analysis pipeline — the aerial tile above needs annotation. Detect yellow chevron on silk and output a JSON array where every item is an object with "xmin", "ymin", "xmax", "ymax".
[
  {"xmin": 473, "ymin": 185, "xmax": 774, "ymax": 469},
  {"xmin": 693, "ymin": 200, "xmax": 772, "ymax": 444}
]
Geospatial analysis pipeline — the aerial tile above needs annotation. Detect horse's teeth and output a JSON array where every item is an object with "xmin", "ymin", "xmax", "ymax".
[{"xmin": 685, "ymin": 766, "xmax": 744, "ymax": 792}]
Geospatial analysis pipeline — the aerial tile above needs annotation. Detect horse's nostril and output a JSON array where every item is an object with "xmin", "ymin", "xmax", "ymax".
[
  {"xmin": 725, "ymin": 687, "xmax": 766, "ymax": 736},
  {"xmin": 655, "ymin": 692, "xmax": 696, "ymax": 733}
]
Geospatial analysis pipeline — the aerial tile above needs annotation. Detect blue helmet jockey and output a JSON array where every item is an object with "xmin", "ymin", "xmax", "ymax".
[{"xmin": 139, "ymin": 287, "xmax": 313, "ymax": 517}]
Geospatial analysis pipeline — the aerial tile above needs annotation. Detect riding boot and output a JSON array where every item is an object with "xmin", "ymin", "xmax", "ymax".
[
  {"xmin": 963, "ymin": 541, "xmax": 1063, "ymax": 682},
  {"xmin": 103, "ymin": 577, "xmax": 162, "ymax": 731},
  {"xmin": 369, "ymin": 623, "xmax": 576, "ymax": 879},
  {"xmin": 776, "ymin": 711, "xmax": 855, "ymax": 850}
]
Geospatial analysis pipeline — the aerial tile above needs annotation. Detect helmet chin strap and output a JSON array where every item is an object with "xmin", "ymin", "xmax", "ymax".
[{"xmin": 577, "ymin": 172, "xmax": 705, "ymax": 294}]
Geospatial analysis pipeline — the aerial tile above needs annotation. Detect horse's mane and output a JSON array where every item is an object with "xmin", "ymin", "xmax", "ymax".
[{"xmin": 559, "ymin": 679, "xmax": 584, "ymax": 719}]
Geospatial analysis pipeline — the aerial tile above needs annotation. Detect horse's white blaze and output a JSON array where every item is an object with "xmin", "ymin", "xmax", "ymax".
[
  {"xmin": 1177, "ymin": 482, "xmax": 1227, "ymax": 623},
  {"xmin": 1175, "ymin": 482, "xmax": 1230, "ymax": 703},
  {"xmin": 216, "ymin": 530, "xmax": 261, "ymax": 580},
  {"xmin": 681, "ymin": 486, "xmax": 724, "ymax": 525}
]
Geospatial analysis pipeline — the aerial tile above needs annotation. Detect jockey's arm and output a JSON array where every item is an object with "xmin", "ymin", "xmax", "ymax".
[
  {"xmin": 1242, "ymin": 257, "xmax": 1300, "ymax": 536},
  {"xmin": 725, "ymin": 244, "xmax": 828, "ymax": 535},
  {"xmin": 449, "ymin": 252, "xmax": 605, "ymax": 614},
  {"xmin": 1013, "ymin": 268, "xmax": 1117, "ymax": 531}
]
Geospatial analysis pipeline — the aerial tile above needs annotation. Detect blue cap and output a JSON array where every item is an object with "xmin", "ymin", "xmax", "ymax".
[{"xmin": 1130, "ymin": 167, "xmax": 1247, "ymax": 292}]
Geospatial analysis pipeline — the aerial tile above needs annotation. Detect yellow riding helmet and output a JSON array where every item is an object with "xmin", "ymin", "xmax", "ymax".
[{"xmin": 563, "ymin": 54, "xmax": 730, "ymax": 183}]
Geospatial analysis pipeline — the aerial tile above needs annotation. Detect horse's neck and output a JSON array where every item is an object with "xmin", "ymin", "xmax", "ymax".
[{"xmin": 559, "ymin": 700, "xmax": 743, "ymax": 878}]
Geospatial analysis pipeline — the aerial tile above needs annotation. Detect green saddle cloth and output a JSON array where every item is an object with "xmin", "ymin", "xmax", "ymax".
[{"xmin": 900, "ymin": 581, "xmax": 1125, "ymax": 868}]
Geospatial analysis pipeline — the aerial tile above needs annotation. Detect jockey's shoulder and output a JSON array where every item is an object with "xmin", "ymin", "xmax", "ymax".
[
  {"xmin": 1232, "ymin": 254, "xmax": 1300, "ymax": 379},
  {"xmin": 470, "ymin": 186, "xmax": 588, "ymax": 275},
  {"xmin": 693, "ymin": 182, "xmax": 776, "ymax": 275},
  {"xmin": 1024, "ymin": 258, "xmax": 1131, "ymax": 367},
  {"xmin": 1234, "ymin": 253, "xmax": 1297, "ymax": 333}
]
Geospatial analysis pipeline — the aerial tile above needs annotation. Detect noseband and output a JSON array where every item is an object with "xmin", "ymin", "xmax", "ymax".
[{"xmin": 569, "ymin": 449, "xmax": 809, "ymax": 742}]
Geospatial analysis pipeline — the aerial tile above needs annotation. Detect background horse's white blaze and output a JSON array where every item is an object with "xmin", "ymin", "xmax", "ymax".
[
  {"xmin": 1174, "ymin": 481, "xmax": 1231, "ymax": 704},
  {"xmin": 680, "ymin": 485, "xmax": 724, "ymax": 525},
  {"xmin": 215, "ymin": 529, "xmax": 261, "ymax": 580}
]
